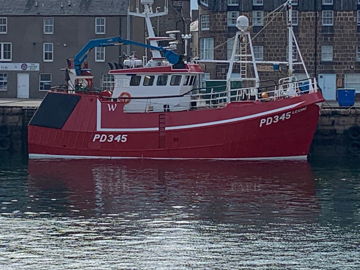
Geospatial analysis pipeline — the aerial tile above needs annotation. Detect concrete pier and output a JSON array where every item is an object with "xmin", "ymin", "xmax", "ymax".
[{"xmin": 0, "ymin": 98, "xmax": 360, "ymax": 158}]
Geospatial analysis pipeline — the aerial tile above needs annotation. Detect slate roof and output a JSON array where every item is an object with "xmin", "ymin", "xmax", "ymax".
[{"xmin": 0, "ymin": 0, "xmax": 129, "ymax": 16}]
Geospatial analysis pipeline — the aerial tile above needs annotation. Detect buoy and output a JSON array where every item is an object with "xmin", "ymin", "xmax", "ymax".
[{"xmin": 119, "ymin": 92, "xmax": 131, "ymax": 104}]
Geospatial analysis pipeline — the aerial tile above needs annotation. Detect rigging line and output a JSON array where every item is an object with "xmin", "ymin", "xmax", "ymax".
[
  {"xmin": 251, "ymin": 4, "xmax": 287, "ymax": 41},
  {"xmin": 213, "ymin": 2, "xmax": 287, "ymax": 51}
]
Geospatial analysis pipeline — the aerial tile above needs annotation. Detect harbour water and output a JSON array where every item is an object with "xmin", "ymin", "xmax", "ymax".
[{"xmin": 0, "ymin": 154, "xmax": 359, "ymax": 269}]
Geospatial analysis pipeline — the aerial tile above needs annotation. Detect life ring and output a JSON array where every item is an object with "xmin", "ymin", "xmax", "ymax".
[
  {"xmin": 347, "ymin": 141, "xmax": 360, "ymax": 156},
  {"xmin": 0, "ymin": 125, "xmax": 10, "ymax": 137},
  {"xmin": 347, "ymin": 126, "xmax": 360, "ymax": 140},
  {"xmin": 0, "ymin": 137, "xmax": 11, "ymax": 151},
  {"xmin": 119, "ymin": 92, "xmax": 131, "ymax": 104}
]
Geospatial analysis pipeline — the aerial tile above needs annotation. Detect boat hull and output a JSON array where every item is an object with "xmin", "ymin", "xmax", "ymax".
[{"xmin": 28, "ymin": 91, "xmax": 323, "ymax": 160}]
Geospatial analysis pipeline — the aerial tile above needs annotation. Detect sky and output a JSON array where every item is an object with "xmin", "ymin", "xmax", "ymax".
[{"xmin": 191, "ymin": 0, "xmax": 198, "ymax": 10}]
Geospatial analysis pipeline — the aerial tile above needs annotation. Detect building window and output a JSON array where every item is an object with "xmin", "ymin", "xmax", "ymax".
[
  {"xmin": 43, "ymin": 17, "xmax": 54, "ymax": 34},
  {"xmin": 253, "ymin": 0, "xmax": 263, "ymax": 6},
  {"xmin": 0, "ymin": 73, "xmax": 7, "ymax": 91},
  {"xmin": 357, "ymin": 10, "xmax": 360, "ymax": 25},
  {"xmin": 356, "ymin": 46, "xmax": 360, "ymax": 62},
  {"xmin": 102, "ymin": 74, "xmax": 114, "ymax": 90},
  {"xmin": 95, "ymin": 17, "xmax": 106, "ymax": 34},
  {"xmin": 286, "ymin": 46, "xmax": 298, "ymax": 61},
  {"xmin": 322, "ymin": 10, "xmax": 334, "ymax": 26},
  {"xmin": 322, "ymin": 0, "xmax": 333, "ymax": 4},
  {"xmin": 292, "ymin": 10, "xmax": 299, "ymax": 26},
  {"xmin": 227, "ymin": 38, "xmax": 240, "ymax": 60},
  {"xmin": 0, "ymin": 17, "xmax": 7, "ymax": 34},
  {"xmin": 252, "ymin": 11, "xmax": 264, "ymax": 26},
  {"xmin": 43, "ymin": 43, "xmax": 53, "ymax": 62},
  {"xmin": 39, "ymin": 73, "xmax": 52, "ymax": 91},
  {"xmin": 292, "ymin": 0, "xmax": 298, "ymax": 5},
  {"xmin": 227, "ymin": 11, "xmax": 240, "ymax": 27},
  {"xmin": 95, "ymin": 47, "xmax": 105, "ymax": 62},
  {"xmin": 227, "ymin": 0, "xmax": 239, "ymax": 6},
  {"xmin": 0, "ymin": 42, "xmax": 12, "ymax": 61},
  {"xmin": 321, "ymin": 45, "xmax": 333, "ymax": 62},
  {"xmin": 253, "ymin": 46, "xmax": 264, "ymax": 61},
  {"xmin": 200, "ymin": 15, "xmax": 210, "ymax": 30},
  {"xmin": 200, "ymin": 38, "xmax": 214, "ymax": 60}
]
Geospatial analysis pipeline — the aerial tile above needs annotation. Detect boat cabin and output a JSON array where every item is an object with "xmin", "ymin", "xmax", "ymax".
[{"xmin": 108, "ymin": 63, "xmax": 203, "ymax": 112}]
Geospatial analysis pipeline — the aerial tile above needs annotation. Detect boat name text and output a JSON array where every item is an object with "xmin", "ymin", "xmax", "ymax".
[
  {"xmin": 92, "ymin": 134, "xmax": 128, "ymax": 143},
  {"xmin": 259, "ymin": 107, "xmax": 307, "ymax": 127}
]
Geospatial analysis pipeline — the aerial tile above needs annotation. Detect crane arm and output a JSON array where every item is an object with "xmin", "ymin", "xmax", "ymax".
[{"xmin": 74, "ymin": 36, "xmax": 181, "ymax": 75}]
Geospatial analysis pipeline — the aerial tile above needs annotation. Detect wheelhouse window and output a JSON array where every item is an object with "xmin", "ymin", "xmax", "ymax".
[
  {"xmin": 0, "ymin": 73, "xmax": 7, "ymax": 91},
  {"xmin": 157, "ymin": 75, "xmax": 168, "ymax": 86},
  {"xmin": 0, "ymin": 17, "xmax": 7, "ymax": 34},
  {"xmin": 322, "ymin": 10, "xmax": 334, "ymax": 26},
  {"xmin": 0, "ymin": 42, "xmax": 12, "ymax": 61},
  {"xmin": 130, "ymin": 75, "xmax": 141, "ymax": 86},
  {"xmin": 143, "ymin": 75, "xmax": 155, "ymax": 86},
  {"xmin": 189, "ymin": 76, "xmax": 196, "ymax": 86},
  {"xmin": 170, "ymin": 75, "xmax": 182, "ymax": 86},
  {"xmin": 43, "ymin": 17, "xmax": 54, "ymax": 34},
  {"xmin": 39, "ymin": 73, "xmax": 52, "ymax": 91},
  {"xmin": 183, "ymin": 75, "xmax": 191, "ymax": 86},
  {"xmin": 95, "ymin": 47, "xmax": 105, "ymax": 62},
  {"xmin": 95, "ymin": 17, "xmax": 106, "ymax": 34}
]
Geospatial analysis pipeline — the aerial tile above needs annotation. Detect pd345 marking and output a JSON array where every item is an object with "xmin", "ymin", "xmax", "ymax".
[{"xmin": 92, "ymin": 134, "xmax": 128, "ymax": 143}]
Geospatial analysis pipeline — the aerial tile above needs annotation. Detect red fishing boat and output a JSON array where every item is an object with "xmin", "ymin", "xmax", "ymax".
[{"xmin": 28, "ymin": 0, "xmax": 324, "ymax": 160}]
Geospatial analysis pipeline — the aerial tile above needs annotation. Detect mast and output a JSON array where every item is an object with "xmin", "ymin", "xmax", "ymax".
[
  {"xmin": 287, "ymin": 0, "xmax": 294, "ymax": 78},
  {"xmin": 128, "ymin": 0, "xmax": 169, "ymax": 60}
]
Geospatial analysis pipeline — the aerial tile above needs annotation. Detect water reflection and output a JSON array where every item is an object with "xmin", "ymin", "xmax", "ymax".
[{"xmin": 27, "ymin": 160, "xmax": 318, "ymax": 223}]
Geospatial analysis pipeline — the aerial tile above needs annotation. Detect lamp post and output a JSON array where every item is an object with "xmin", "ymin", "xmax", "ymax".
[{"xmin": 181, "ymin": 33, "xmax": 192, "ymax": 58}]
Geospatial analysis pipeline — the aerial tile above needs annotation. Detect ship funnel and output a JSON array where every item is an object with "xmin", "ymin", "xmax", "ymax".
[{"xmin": 236, "ymin": 16, "xmax": 249, "ymax": 32}]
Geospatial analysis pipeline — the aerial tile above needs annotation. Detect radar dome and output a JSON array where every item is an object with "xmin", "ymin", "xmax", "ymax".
[{"xmin": 236, "ymin": 16, "xmax": 249, "ymax": 31}]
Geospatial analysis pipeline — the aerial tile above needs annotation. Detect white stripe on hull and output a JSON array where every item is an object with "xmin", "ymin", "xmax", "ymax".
[
  {"xmin": 29, "ymin": 153, "xmax": 307, "ymax": 161},
  {"xmin": 96, "ymin": 99, "xmax": 305, "ymax": 132}
]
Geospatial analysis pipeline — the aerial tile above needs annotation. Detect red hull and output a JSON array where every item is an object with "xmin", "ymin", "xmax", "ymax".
[{"xmin": 28, "ymin": 91, "xmax": 324, "ymax": 160}]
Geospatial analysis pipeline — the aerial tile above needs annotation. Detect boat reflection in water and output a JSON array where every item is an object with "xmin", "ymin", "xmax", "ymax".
[{"xmin": 28, "ymin": 159, "xmax": 319, "ymax": 223}]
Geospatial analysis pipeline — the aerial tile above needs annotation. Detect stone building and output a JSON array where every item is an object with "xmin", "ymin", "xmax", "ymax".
[
  {"xmin": 198, "ymin": 0, "xmax": 360, "ymax": 100},
  {"xmin": 0, "ymin": 0, "xmax": 190, "ymax": 98}
]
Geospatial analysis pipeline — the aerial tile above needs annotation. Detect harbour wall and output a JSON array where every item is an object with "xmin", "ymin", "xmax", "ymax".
[{"xmin": 0, "ymin": 105, "xmax": 360, "ymax": 159}]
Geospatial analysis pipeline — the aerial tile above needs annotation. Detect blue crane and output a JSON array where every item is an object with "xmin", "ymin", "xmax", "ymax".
[{"xmin": 73, "ymin": 36, "xmax": 182, "ymax": 75}]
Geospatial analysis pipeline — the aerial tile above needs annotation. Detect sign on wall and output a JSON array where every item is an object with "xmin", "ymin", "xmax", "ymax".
[{"xmin": 0, "ymin": 63, "xmax": 40, "ymax": 71}]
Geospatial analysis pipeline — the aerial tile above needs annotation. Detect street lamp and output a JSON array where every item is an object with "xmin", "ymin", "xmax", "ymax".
[{"xmin": 181, "ymin": 33, "xmax": 192, "ymax": 58}]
